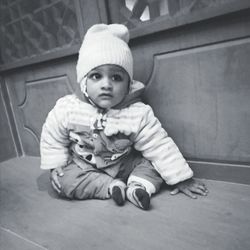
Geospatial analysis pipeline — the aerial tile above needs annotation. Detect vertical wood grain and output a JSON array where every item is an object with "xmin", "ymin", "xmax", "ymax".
[{"xmin": 0, "ymin": 79, "xmax": 20, "ymax": 161}]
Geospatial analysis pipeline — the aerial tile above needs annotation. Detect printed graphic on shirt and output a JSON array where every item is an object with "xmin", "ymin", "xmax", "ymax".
[{"xmin": 69, "ymin": 126, "xmax": 132, "ymax": 169}]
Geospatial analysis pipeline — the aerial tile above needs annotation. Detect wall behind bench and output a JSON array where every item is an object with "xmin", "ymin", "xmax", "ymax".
[{"xmin": 0, "ymin": 0, "xmax": 249, "ymax": 184}]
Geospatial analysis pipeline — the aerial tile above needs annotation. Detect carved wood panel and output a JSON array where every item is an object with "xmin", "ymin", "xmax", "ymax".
[
  {"xmin": 0, "ymin": 0, "xmax": 81, "ymax": 65},
  {"xmin": 0, "ymin": 0, "xmax": 108, "ymax": 159},
  {"xmin": 5, "ymin": 58, "xmax": 77, "ymax": 156},
  {"xmin": 131, "ymin": 5, "xmax": 250, "ymax": 182},
  {"xmin": 0, "ymin": 83, "xmax": 17, "ymax": 161},
  {"xmin": 144, "ymin": 38, "xmax": 250, "ymax": 163},
  {"xmin": 108, "ymin": 0, "xmax": 238, "ymax": 29},
  {"xmin": 0, "ymin": 0, "xmax": 108, "ymax": 71}
]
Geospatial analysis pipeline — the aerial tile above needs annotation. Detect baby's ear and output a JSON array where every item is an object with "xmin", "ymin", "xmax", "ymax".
[{"xmin": 128, "ymin": 80, "xmax": 145, "ymax": 96}]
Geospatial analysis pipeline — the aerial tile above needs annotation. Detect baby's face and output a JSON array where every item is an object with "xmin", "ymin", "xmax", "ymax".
[{"xmin": 86, "ymin": 65, "xmax": 130, "ymax": 109}]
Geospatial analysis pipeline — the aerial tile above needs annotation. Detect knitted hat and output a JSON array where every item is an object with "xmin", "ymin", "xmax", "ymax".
[{"xmin": 76, "ymin": 23, "xmax": 133, "ymax": 84}]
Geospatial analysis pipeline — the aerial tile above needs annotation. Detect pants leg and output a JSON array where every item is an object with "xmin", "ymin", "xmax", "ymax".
[
  {"xmin": 52, "ymin": 162, "xmax": 114, "ymax": 200},
  {"xmin": 127, "ymin": 156, "xmax": 163, "ymax": 196}
]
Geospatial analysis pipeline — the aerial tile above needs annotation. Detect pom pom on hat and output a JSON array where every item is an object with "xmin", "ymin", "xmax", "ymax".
[
  {"xmin": 84, "ymin": 23, "xmax": 130, "ymax": 43},
  {"xmin": 76, "ymin": 24, "xmax": 133, "ymax": 83}
]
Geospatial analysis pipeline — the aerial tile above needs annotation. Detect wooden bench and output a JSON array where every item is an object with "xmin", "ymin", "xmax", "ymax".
[{"xmin": 1, "ymin": 156, "xmax": 249, "ymax": 250}]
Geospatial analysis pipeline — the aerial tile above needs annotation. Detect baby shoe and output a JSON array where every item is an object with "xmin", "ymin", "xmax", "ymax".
[
  {"xmin": 109, "ymin": 179, "xmax": 126, "ymax": 206},
  {"xmin": 126, "ymin": 182, "xmax": 150, "ymax": 210}
]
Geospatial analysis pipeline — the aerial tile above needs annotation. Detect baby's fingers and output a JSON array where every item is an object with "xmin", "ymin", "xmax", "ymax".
[
  {"xmin": 190, "ymin": 186, "xmax": 208, "ymax": 196},
  {"xmin": 51, "ymin": 169, "xmax": 63, "ymax": 189},
  {"xmin": 56, "ymin": 167, "xmax": 64, "ymax": 177},
  {"xmin": 194, "ymin": 183, "xmax": 208, "ymax": 194},
  {"xmin": 51, "ymin": 178, "xmax": 61, "ymax": 194},
  {"xmin": 181, "ymin": 188, "xmax": 197, "ymax": 199},
  {"xmin": 170, "ymin": 188, "xmax": 179, "ymax": 195}
]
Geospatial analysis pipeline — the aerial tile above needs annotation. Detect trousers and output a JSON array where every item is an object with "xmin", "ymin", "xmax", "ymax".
[{"xmin": 51, "ymin": 150, "xmax": 163, "ymax": 200}]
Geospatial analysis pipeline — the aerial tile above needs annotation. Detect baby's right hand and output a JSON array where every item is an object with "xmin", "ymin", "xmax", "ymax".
[{"xmin": 50, "ymin": 167, "xmax": 64, "ymax": 194}]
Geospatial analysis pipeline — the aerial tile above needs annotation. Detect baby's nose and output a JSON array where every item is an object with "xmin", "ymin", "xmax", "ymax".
[{"xmin": 101, "ymin": 77, "xmax": 112, "ymax": 89}]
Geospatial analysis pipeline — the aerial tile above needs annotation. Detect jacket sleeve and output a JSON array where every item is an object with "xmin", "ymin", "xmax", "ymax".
[
  {"xmin": 40, "ymin": 98, "xmax": 70, "ymax": 170},
  {"xmin": 133, "ymin": 105, "xmax": 193, "ymax": 185}
]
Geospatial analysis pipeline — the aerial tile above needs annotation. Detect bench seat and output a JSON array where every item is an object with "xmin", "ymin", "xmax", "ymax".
[{"xmin": 0, "ymin": 157, "xmax": 250, "ymax": 250}]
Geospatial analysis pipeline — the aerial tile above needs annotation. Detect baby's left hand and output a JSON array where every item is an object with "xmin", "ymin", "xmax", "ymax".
[{"xmin": 170, "ymin": 178, "xmax": 208, "ymax": 199}]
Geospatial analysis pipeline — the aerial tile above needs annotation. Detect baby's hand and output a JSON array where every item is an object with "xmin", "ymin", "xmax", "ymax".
[
  {"xmin": 50, "ymin": 167, "xmax": 64, "ymax": 194},
  {"xmin": 170, "ymin": 178, "xmax": 208, "ymax": 199}
]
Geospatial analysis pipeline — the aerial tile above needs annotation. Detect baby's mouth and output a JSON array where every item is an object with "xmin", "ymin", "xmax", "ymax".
[{"xmin": 99, "ymin": 93, "xmax": 113, "ymax": 98}]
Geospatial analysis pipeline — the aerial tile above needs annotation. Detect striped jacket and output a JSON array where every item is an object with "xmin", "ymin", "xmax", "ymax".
[{"xmin": 40, "ymin": 82, "xmax": 193, "ymax": 185}]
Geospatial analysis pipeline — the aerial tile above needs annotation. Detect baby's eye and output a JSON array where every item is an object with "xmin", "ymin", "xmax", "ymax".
[
  {"xmin": 89, "ymin": 73, "xmax": 101, "ymax": 80},
  {"xmin": 112, "ymin": 74, "xmax": 123, "ymax": 82}
]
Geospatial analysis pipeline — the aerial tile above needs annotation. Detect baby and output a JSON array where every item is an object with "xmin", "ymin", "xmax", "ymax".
[{"xmin": 40, "ymin": 24, "xmax": 207, "ymax": 210}]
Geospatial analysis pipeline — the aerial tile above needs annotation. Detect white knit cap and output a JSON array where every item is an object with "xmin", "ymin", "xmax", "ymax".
[{"xmin": 76, "ymin": 23, "xmax": 133, "ymax": 84}]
